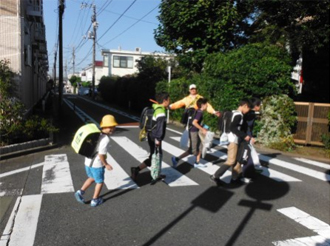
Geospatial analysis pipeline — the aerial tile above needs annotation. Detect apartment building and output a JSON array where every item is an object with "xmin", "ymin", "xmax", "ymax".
[{"xmin": 0, "ymin": 0, "xmax": 48, "ymax": 112}]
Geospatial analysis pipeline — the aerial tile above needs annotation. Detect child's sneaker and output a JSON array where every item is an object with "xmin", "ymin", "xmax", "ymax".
[
  {"xmin": 91, "ymin": 197, "xmax": 103, "ymax": 207},
  {"xmin": 194, "ymin": 163, "xmax": 207, "ymax": 168},
  {"xmin": 74, "ymin": 190, "xmax": 85, "ymax": 204},
  {"xmin": 171, "ymin": 156, "xmax": 178, "ymax": 168}
]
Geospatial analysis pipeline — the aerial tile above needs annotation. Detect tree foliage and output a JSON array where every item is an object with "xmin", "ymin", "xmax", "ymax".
[
  {"xmin": 251, "ymin": 0, "xmax": 330, "ymax": 52},
  {"xmin": 204, "ymin": 43, "xmax": 295, "ymax": 98},
  {"xmin": 155, "ymin": 0, "xmax": 253, "ymax": 71},
  {"xmin": 98, "ymin": 56, "xmax": 175, "ymax": 111}
]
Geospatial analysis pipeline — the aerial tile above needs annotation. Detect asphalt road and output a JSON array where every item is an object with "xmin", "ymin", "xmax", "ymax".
[{"xmin": 0, "ymin": 95, "xmax": 329, "ymax": 246}]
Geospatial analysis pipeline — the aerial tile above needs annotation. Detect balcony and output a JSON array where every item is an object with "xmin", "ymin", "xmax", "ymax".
[
  {"xmin": 26, "ymin": 4, "xmax": 42, "ymax": 21},
  {"xmin": 34, "ymin": 24, "xmax": 46, "ymax": 43}
]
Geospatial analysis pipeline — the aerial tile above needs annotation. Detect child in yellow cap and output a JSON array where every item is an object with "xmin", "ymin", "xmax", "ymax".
[{"xmin": 75, "ymin": 115, "xmax": 118, "ymax": 207}]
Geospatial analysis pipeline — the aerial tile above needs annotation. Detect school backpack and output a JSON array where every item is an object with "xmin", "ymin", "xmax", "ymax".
[
  {"xmin": 139, "ymin": 107, "xmax": 156, "ymax": 131},
  {"xmin": 218, "ymin": 110, "xmax": 233, "ymax": 134},
  {"xmin": 181, "ymin": 107, "xmax": 196, "ymax": 126},
  {"xmin": 71, "ymin": 123, "xmax": 101, "ymax": 159}
]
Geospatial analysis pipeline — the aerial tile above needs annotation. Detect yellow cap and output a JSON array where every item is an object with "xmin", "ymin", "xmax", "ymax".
[{"xmin": 100, "ymin": 115, "xmax": 118, "ymax": 128}]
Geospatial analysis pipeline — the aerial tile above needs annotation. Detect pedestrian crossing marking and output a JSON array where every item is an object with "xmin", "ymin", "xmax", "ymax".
[
  {"xmin": 111, "ymin": 136, "xmax": 198, "ymax": 187},
  {"xmin": 260, "ymin": 155, "xmax": 330, "ymax": 182},
  {"xmin": 169, "ymin": 137, "xmax": 302, "ymax": 183},
  {"xmin": 104, "ymin": 153, "xmax": 139, "ymax": 190},
  {"xmin": 0, "ymin": 195, "xmax": 42, "ymax": 246},
  {"xmin": 41, "ymin": 154, "xmax": 74, "ymax": 194},
  {"xmin": 294, "ymin": 157, "xmax": 330, "ymax": 169},
  {"xmin": 273, "ymin": 207, "xmax": 330, "ymax": 245}
]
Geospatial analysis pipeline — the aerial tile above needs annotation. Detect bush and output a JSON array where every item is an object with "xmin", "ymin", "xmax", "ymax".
[
  {"xmin": 203, "ymin": 43, "xmax": 295, "ymax": 98},
  {"xmin": 257, "ymin": 94, "xmax": 297, "ymax": 151},
  {"xmin": 321, "ymin": 133, "xmax": 330, "ymax": 149},
  {"xmin": 0, "ymin": 59, "xmax": 58, "ymax": 146}
]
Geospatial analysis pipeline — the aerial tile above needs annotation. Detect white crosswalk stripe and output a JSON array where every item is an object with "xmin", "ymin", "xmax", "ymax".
[
  {"xmin": 111, "ymin": 136, "xmax": 199, "ymax": 187},
  {"xmin": 104, "ymin": 153, "xmax": 139, "ymax": 190},
  {"xmin": 169, "ymin": 136, "xmax": 302, "ymax": 183},
  {"xmin": 41, "ymin": 154, "xmax": 74, "ymax": 194},
  {"xmin": 0, "ymin": 195, "xmax": 42, "ymax": 246}
]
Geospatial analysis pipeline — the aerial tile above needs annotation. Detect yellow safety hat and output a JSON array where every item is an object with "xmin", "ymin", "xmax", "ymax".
[{"xmin": 100, "ymin": 115, "xmax": 118, "ymax": 128}]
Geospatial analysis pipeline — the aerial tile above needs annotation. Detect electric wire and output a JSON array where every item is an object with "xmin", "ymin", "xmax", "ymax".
[{"xmin": 97, "ymin": 0, "xmax": 137, "ymax": 42}]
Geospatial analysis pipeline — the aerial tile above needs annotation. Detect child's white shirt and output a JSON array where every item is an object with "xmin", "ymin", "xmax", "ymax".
[{"xmin": 84, "ymin": 134, "xmax": 110, "ymax": 168}]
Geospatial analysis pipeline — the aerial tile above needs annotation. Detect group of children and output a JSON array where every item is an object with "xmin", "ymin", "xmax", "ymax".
[{"xmin": 74, "ymin": 84, "xmax": 261, "ymax": 207}]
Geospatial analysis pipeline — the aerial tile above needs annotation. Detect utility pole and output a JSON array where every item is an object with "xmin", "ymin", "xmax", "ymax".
[
  {"xmin": 53, "ymin": 45, "xmax": 57, "ymax": 83},
  {"xmin": 58, "ymin": 0, "xmax": 65, "ymax": 117},
  {"xmin": 91, "ymin": 4, "xmax": 97, "ymax": 100},
  {"xmin": 72, "ymin": 46, "xmax": 75, "ymax": 75},
  {"xmin": 81, "ymin": 2, "xmax": 98, "ymax": 100}
]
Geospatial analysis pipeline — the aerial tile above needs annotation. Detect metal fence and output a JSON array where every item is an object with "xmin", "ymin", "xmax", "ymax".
[{"xmin": 293, "ymin": 102, "xmax": 330, "ymax": 146}]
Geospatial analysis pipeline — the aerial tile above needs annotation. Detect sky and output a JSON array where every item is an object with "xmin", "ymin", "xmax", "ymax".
[{"xmin": 43, "ymin": 0, "xmax": 164, "ymax": 77}]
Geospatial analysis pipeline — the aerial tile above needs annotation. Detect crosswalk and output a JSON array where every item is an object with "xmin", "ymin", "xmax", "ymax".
[
  {"xmin": 1, "ymin": 131, "xmax": 330, "ymax": 246},
  {"xmin": 0, "ymin": 135, "xmax": 329, "ymax": 195}
]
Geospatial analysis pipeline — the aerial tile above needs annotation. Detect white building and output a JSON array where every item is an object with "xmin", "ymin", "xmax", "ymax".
[
  {"xmin": 0, "ymin": 0, "xmax": 48, "ymax": 112},
  {"xmin": 80, "ymin": 61, "xmax": 104, "ymax": 86},
  {"xmin": 101, "ymin": 47, "xmax": 173, "ymax": 77}
]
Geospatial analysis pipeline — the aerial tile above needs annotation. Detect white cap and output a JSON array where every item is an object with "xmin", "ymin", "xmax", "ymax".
[{"xmin": 189, "ymin": 84, "xmax": 197, "ymax": 90}]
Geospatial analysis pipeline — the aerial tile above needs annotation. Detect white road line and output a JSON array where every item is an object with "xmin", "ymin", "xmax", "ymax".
[
  {"xmin": 260, "ymin": 155, "xmax": 330, "ymax": 182},
  {"xmin": 104, "ymin": 153, "xmax": 139, "ymax": 190},
  {"xmin": 79, "ymin": 97, "xmax": 140, "ymax": 121},
  {"xmin": 273, "ymin": 207, "xmax": 330, "ymax": 246},
  {"xmin": 170, "ymin": 137, "xmax": 301, "ymax": 183},
  {"xmin": 0, "ymin": 162, "xmax": 44, "ymax": 179},
  {"xmin": 0, "ymin": 197, "xmax": 21, "ymax": 245},
  {"xmin": 294, "ymin": 157, "xmax": 330, "ymax": 169},
  {"xmin": 41, "ymin": 154, "xmax": 74, "ymax": 194},
  {"xmin": 0, "ymin": 195, "xmax": 42, "ymax": 246},
  {"xmin": 111, "ymin": 136, "xmax": 198, "ymax": 187},
  {"xmin": 162, "ymin": 140, "xmax": 233, "ymax": 184},
  {"xmin": 167, "ymin": 127, "xmax": 184, "ymax": 135}
]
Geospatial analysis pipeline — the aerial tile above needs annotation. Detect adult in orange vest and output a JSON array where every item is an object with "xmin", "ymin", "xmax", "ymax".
[{"xmin": 169, "ymin": 84, "xmax": 220, "ymax": 116}]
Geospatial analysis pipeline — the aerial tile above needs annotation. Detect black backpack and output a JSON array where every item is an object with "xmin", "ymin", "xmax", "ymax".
[
  {"xmin": 218, "ymin": 110, "xmax": 233, "ymax": 134},
  {"xmin": 181, "ymin": 107, "xmax": 196, "ymax": 126},
  {"xmin": 139, "ymin": 107, "xmax": 155, "ymax": 132}
]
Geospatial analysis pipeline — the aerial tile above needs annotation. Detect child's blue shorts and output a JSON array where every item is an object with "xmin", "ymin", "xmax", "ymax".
[{"xmin": 85, "ymin": 166, "xmax": 105, "ymax": 184}]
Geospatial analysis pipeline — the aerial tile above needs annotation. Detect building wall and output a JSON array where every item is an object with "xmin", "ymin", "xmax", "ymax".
[
  {"xmin": 101, "ymin": 49, "xmax": 173, "ymax": 77},
  {"xmin": 0, "ymin": 0, "xmax": 48, "ymax": 112}
]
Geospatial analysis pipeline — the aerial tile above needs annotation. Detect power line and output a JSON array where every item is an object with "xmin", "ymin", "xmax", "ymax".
[
  {"xmin": 97, "ymin": 0, "xmax": 137, "ymax": 42},
  {"xmin": 101, "ymin": 4, "xmax": 159, "ymax": 47}
]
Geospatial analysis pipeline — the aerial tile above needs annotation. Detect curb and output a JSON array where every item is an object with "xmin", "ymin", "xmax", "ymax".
[{"xmin": 0, "ymin": 139, "xmax": 58, "ymax": 161}]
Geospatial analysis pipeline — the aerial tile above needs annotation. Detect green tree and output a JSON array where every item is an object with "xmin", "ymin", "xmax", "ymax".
[
  {"xmin": 203, "ymin": 43, "xmax": 295, "ymax": 98},
  {"xmin": 251, "ymin": 0, "xmax": 330, "ymax": 52},
  {"xmin": 69, "ymin": 75, "xmax": 81, "ymax": 93},
  {"xmin": 155, "ymin": 0, "xmax": 253, "ymax": 72}
]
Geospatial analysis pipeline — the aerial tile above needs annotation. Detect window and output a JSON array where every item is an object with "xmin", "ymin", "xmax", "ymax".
[
  {"xmin": 113, "ymin": 56, "xmax": 133, "ymax": 68},
  {"xmin": 103, "ymin": 54, "xmax": 108, "ymax": 67}
]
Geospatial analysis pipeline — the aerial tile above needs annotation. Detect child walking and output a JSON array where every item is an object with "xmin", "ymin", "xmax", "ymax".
[
  {"xmin": 74, "ymin": 114, "xmax": 118, "ymax": 207},
  {"xmin": 131, "ymin": 92, "xmax": 170, "ymax": 184},
  {"xmin": 171, "ymin": 98, "xmax": 209, "ymax": 168},
  {"xmin": 210, "ymin": 99, "xmax": 252, "ymax": 185}
]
